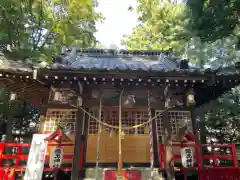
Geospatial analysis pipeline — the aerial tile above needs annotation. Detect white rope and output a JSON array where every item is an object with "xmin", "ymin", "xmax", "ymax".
[
  {"xmin": 147, "ymin": 90, "xmax": 154, "ymax": 179},
  {"xmin": 95, "ymin": 95, "xmax": 102, "ymax": 179},
  {"xmin": 78, "ymin": 106, "xmax": 172, "ymax": 130}
]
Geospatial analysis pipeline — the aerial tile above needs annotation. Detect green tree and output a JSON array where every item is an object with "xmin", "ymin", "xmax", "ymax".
[
  {"xmin": 0, "ymin": 0, "xmax": 103, "ymax": 62},
  {"xmin": 203, "ymin": 87, "xmax": 240, "ymax": 144},
  {"xmin": 182, "ymin": 35, "xmax": 240, "ymax": 67},
  {"xmin": 187, "ymin": 0, "xmax": 240, "ymax": 43},
  {"xmin": 122, "ymin": 1, "xmax": 195, "ymax": 56}
]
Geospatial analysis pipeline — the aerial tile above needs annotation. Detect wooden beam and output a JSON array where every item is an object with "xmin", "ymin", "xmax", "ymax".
[
  {"xmin": 81, "ymin": 108, "xmax": 89, "ymax": 179},
  {"xmin": 39, "ymin": 86, "xmax": 51, "ymax": 133},
  {"xmin": 196, "ymin": 107, "xmax": 206, "ymax": 144},
  {"xmin": 6, "ymin": 100, "xmax": 13, "ymax": 143},
  {"xmin": 151, "ymin": 108, "xmax": 159, "ymax": 167}
]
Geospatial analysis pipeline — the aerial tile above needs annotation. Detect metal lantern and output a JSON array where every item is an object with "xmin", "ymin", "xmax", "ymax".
[
  {"xmin": 33, "ymin": 69, "xmax": 37, "ymax": 79},
  {"xmin": 77, "ymin": 96, "xmax": 83, "ymax": 107},
  {"xmin": 186, "ymin": 89, "xmax": 195, "ymax": 106},
  {"xmin": 10, "ymin": 92, "xmax": 16, "ymax": 101},
  {"xmin": 53, "ymin": 91, "xmax": 62, "ymax": 101},
  {"xmin": 123, "ymin": 95, "xmax": 136, "ymax": 107}
]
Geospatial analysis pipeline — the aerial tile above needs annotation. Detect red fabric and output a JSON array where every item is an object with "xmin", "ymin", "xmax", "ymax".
[
  {"xmin": 104, "ymin": 170, "xmax": 141, "ymax": 180},
  {"xmin": 199, "ymin": 168, "xmax": 240, "ymax": 180}
]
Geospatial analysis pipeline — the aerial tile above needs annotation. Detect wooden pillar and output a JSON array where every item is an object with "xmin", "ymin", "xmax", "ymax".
[
  {"xmin": 39, "ymin": 86, "xmax": 51, "ymax": 133},
  {"xmin": 197, "ymin": 107, "xmax": 206, "ymax": 144},
  {"xmin": 162, "ymin": 110, "xmax": 175, "ymax": 180},
  {"xmin": 82, "ymin": 108, "xmax": 89, "ymax": 170},
  {"xmin": 190, "ymin": 108, "xmax": 198, "ymax": 142},
  {"xmin": 71, "ymin": 84, "xmax": 87, "ymax": 180},
  {"xmin": 151, "ymin": 108, "xmax": 159, "ymax": 167},
  {"xmin": 6, "ymin": 101, "xmax": 13, "ymax": 142},
  {"xmin": 72, "ymin": 107, "xmax": 85, "ymax": 180},
  {"xmin": 191, "ymin": 107, "xmax": 205, "ymax": 144}
]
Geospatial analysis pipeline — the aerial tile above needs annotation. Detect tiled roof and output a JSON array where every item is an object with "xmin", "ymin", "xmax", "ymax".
[
  {"xmin": 0, "ymin": 49, "xmax": 240, "ymax": 76},
  {"xmin": 51, "ymin": 49, "xmax": 184, "ymax": 72},
  {"xmin": 0, "ymin": 51, "xmax": 32, "ymax": 72},
  {"xmin": 50, "ymin": 48, "xmax": 240, "ymax": 75}
]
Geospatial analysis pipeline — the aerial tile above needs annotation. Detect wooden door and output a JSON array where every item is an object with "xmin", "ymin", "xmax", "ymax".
[{"xmin": 86, "ymin": 108, "xmax": 151, "ymax": 163}]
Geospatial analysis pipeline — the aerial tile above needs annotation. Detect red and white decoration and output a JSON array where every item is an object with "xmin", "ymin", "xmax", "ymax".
[
  {"xmin": 24, "ymin": 134, "xmax": 49, "ymax": 180},
  {"xmin": 49, "ymin": 147, "xmax": 64, "ymax": 168},
  {"xmin": 180, "ymin": 147, "xmax": 194, "ymax": 168}
]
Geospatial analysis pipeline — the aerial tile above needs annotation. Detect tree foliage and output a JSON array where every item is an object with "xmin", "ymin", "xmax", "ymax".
[
  {"xmin": 122, "ymin": 1, "xmax": 194, "ymax": 55},
  {"xmin": 123, "ymin": 0, "xmax": 240, "ymax": 143},
  {"xmin": 0, "ymin": 0, "xmax": 103, "ymax": 141},
  {"xmin": 0, "ymin": 0, "xmax": 103, "ymax": 62},
  {"xmin": 204, "ymin": 88, "xmax": 240, "ymax": 143},
  {"xmin": 187, "ymin": 0, "xmax": 240, "ymax": 42},
  {"xmin": 0, "ymin": 88, "xmax": 39, "ymax": 138}
]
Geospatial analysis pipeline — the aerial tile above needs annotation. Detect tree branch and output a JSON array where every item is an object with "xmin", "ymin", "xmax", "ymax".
[{"xmin": 33, "ymin": 0, "xmax": 44, "ymax": 50}]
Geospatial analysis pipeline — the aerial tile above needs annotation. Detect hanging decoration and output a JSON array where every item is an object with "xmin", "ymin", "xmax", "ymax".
[
  {"xmin": 78, "ymin": 105, "xmax": 171, "ymax": 130},
  {"xmin": 180, "ymin": 147, "xmax": 194, "ymax": 168},
  {"xmin": 10, "ymin": 92, "xmax": 16, "ymax": 101},
  {"xmin": 109, "ymin": 129, "xmax": 116, "ymax": 138},
  {"xmin": 147, "ymin": 90, "xmax": 155, "ymax": 179},
  {"xmin": 186, "ymin": 88, "xmax": 195, "ymax": 106},
  {"xmin": 144, "ymin": 126, "xmax": 149, "ymax": 134}
]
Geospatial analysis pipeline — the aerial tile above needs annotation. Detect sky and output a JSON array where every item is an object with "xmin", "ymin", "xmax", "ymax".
[{"xmin": 95, "ymin": 0, "xmax": 139, "ymax": 48}]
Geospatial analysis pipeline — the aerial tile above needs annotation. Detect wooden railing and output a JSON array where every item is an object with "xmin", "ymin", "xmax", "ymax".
[
  {"xmin": 159, "ymin": 143, "xmax": 240, "ymax": 180},
  {"xmin": 159, "ymin": 143, "xmax": 238, "ymax": 168},
  {"xmin": 0, "ymin": 142, "xmax": 84, "ymax": 179}
]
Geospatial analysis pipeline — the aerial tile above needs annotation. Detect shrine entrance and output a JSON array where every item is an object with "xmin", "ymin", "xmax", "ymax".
[
  {"xmin": 86, "ymin": 108, "xmax": 150, "ymax": 163},
  {"xmin": 86, "ymin": 107, "xmax": 193, "ymax": 164}
]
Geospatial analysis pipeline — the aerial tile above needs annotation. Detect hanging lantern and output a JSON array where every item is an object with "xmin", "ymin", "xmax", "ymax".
[
  {"xmin": 33, "ymin": 69, "xmax": 37, "ymax": 79},
  {"xmin": 180, "ymin": 147, "xmax": 194, "ymax": 168},
  {"xmin": 164, "ymin": 97, "xmax": 171, "ymax": 108},
  {"xmin": 123, "ymin": 95, "xmax": 135, "ymax": 107},
  {"xmin": 10, "ymin": 92, "xmax": 16, "ymax": 101},
  {"xmin": 77, "ymin": 96, "xmax": 83, "ymax": 107},
  {"xmin": 186, "ymin": 88, "xmax": 195, "ymax": 106},
  {"xmin": 53, "ymin": 91, "xmax": 62, "ymax": 101}
]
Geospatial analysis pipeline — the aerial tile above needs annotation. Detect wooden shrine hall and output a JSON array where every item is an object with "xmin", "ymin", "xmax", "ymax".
[{"xmin": 0, "ymin": 48, "xmax": 240, "ymax": 180}]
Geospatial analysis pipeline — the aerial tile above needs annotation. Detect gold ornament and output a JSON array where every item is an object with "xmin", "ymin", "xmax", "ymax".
[{"xmin": 119, "ymin": 130, "xmax": 125, "ymax": 139}]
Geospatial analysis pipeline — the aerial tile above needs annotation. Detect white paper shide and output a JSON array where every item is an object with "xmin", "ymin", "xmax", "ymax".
[
  {"xmin": 180, "ymin": 147, "xmax": 194, "ymax": 168},
  {"xmin": 49, "ymin": 147, "xmax": 64, "ymax": 168}
]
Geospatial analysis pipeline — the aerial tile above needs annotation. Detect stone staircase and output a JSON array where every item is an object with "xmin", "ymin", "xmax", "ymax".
[{"xmin": 84, "ymin": 168, "xmax": 164, "ymax": 180}]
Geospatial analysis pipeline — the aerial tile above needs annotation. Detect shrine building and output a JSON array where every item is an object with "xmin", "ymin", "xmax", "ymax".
[{"xmin": 0, "ymin": 48, "xmax": 240, "ymax": 180}]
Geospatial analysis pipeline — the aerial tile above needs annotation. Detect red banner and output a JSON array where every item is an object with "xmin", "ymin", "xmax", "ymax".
[{"xmin": 104, "ymin": 170, "xmax": 141, "ymax": 180}]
